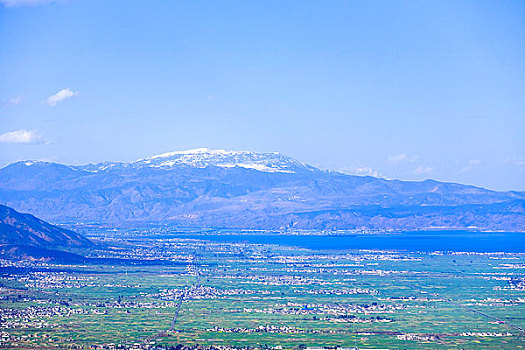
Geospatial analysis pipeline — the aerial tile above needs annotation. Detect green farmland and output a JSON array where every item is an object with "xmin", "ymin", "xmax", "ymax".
[{"xmin": 1, "ymin": 234, "xmax": 525, "ymax": 349}]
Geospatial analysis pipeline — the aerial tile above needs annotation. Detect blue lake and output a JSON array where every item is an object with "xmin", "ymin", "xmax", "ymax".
[{"xmin": 170, "ymin": 231, "xmax": 525, "ymax": 253}]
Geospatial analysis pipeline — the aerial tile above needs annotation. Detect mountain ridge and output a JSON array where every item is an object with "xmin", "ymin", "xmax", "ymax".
[{"xmin": 1, "ymin": 149, "xmax": 524, "ymax": 231}]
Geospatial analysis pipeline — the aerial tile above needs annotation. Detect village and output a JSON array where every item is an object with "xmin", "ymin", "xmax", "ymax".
[{"xmin": 1, "ymin": 233, "xmax": 524, "ymax": 349}]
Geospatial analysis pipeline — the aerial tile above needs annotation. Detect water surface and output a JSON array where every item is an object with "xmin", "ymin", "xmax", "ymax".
[{"xmin": 168, "ymin": 231, "xmax": 525, "ymax": 253}]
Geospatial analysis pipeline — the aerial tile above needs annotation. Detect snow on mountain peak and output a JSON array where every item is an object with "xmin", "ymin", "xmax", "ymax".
[
  {"xmin": 149, "ymin": 148, "xmax": 236, "ymax": 159},
  {"xmin": 133, "ymin": 148, "xmax": 306, "ymax": 173}
]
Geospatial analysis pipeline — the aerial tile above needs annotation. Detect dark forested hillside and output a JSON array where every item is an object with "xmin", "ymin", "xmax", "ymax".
[{"xmin": 0, "ymin": 204, "xmax": 92, "ymax": 248}]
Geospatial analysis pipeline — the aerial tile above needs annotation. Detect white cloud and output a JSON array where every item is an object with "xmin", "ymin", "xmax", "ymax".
[
  {"xmin": 414, "ymin": 165, "xmax": 434, "ymax": 175},
  {"xmin": 46, "ymin": 88, "xmax": 78, "ymax": 107},
  {"xmin": 387, "ymin": 153, "xmax": 407, "ymax": 163},
  {"xmin": 460, "ymin": 159, "xmax": 481, "ymax": 173},
  {"xmin": 504, "ymin": 156, "xmax": 525, "ymax": 167},
  {"xmin": 387, "ymin": 153, "xmax": 419, "ymax": 164},
  {"xmin": 0, "ymin": 129, "xmax": 40, "ymax": 143},
  {"xmin": 469, "ymin": 159, "xmax": 481, "ymax": 166},
  {"xmin": 1, "ymin": 0, "xmax": 60, "ymax": 7},
  {"xmin": 7, "ymin": 96, "xmax": 24, "ymax": 105}
]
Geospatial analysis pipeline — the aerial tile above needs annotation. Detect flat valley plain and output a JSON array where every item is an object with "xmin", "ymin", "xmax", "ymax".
[{"xmin": 1, "ymin": 229, "xmax": 525, "ymax": 349}]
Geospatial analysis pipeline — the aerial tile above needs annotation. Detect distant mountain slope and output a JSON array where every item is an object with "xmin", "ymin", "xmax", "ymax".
[
  {"xmin": 1, "ymin": 149, "xmax": 524, "ymax": 231},
  {"xmin": 0, "ymin": 204, "xmax": 92, "ymax": 248}
]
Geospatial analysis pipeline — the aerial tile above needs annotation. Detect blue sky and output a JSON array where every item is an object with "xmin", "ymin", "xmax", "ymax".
[{"xmin": 1, "ymin": 0, "xmax": 524, "ymax": 190}]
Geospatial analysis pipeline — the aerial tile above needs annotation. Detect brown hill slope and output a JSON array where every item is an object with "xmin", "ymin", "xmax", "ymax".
[{"xmin": 0, "ymin": 204, "xmax": 92, "ymax": 248}]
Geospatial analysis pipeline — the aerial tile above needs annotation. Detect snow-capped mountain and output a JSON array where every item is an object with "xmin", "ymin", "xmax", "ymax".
[
  {"xmin": 131, "ymin": 148, "xmax": 314, "ymax": 173},
  {"xmin": 73, "ymin": 148, "xmax": 317, "ymax": 174},
  {"xmin": 1, "ymin": 149, "xmax": 524, "ymax": 231}
]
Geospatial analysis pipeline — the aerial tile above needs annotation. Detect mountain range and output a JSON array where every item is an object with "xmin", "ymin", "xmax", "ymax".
[{"xmin": 1, "ymin": 148, "xmax": 523, "ymax": 231}]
